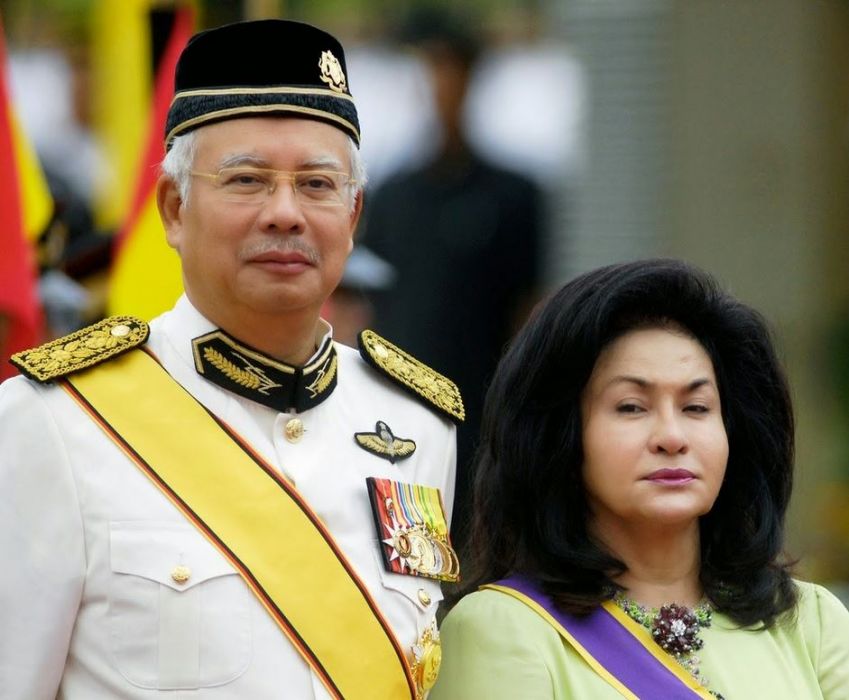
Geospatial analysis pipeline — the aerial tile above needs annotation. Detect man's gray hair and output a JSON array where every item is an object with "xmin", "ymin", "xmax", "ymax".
[{"xmin": 161, "ymin": 128, "xmax": 367, "ymax": 211}]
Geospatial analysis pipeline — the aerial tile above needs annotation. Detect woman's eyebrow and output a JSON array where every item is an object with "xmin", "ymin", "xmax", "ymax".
[{"xmin": 604, "ymin": 376, "xmax": 715, "ymax": 391}]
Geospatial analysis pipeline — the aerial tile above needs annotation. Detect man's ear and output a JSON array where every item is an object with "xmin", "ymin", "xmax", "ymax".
[
  {"xmin": 349, "ymin": 190, "xmax": 364, "ymax": 240},
  {"xmin": 157, "ymin": 175, "xmax": 184, "ymax": 250},
  {"xmin": 346, "ymin": 190, "xmax": 365, "ymax": 254}
]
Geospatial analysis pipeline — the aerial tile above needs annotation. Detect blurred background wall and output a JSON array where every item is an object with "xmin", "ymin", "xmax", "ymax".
[{"xmin": 1, "ymin": 0, "xmax": 847, "ymax": 590}]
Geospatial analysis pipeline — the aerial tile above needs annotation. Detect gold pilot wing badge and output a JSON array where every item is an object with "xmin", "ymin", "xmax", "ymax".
[
  {"xmin": 355, "ymin": 421, "xmax": 416, "ymax": 464},
  {"xmin": 366, "ymin": 477, "xmax": 459, "ymax": 583}
]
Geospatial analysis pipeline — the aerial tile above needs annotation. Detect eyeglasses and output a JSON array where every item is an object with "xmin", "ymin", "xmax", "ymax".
[{"xmin": 190, "ymin": 167, "xmax": 356, "ymax": 207}]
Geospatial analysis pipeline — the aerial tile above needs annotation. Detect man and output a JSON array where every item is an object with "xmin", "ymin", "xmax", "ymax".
[{"xmin": 0, "ymin": 20, "xmax": 461, "ymax": 700}]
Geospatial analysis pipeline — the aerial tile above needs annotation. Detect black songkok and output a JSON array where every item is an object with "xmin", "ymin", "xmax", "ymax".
[{"xmin": 165, "ymin": 19, "xmax": 359, "ymax": 149}]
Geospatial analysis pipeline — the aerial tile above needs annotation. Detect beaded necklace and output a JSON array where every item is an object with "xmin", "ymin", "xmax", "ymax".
[{"xmin": 613, "ymin": 593, "xmax": 726, "ymax": 699}]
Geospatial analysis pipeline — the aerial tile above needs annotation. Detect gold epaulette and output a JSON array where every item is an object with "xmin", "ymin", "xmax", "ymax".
[
  {"xmin": 357, "ymin": 330, "xmax": 465, "ymax": 424},
  {"xmin": 11, "ymin": 316, "xmax": 150, "ymax": 383}
]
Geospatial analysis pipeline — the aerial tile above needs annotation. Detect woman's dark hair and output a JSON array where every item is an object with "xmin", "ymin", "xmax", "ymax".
[{"xmin": 461, "ymin": 258, "xmax": 797, "ymax": 627}]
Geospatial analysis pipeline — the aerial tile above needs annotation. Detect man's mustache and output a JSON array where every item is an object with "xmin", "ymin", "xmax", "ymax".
[{"xmin": 240, "ymin": 238, "xmax": 320, "ymax": 265}]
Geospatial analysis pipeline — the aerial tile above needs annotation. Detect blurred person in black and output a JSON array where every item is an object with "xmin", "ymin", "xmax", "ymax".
[{"xmin": 361, "ymin": 10, "xmax": 542, "ymax": 548}]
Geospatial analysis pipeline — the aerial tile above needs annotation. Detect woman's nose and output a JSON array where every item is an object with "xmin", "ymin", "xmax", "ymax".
[{"xmin": 650, "ymin": 411, "xmax": 689, "ymax": 455}]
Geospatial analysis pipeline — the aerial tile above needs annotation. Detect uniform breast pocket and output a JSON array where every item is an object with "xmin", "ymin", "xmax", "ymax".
[{"xmin": 108, "ymin": 521, "xmax": 252, "ymax": 689}]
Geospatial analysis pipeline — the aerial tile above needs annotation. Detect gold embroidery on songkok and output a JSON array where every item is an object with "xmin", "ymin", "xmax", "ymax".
[{"xmin": 318, "ymin": 50, "xmax": 348, "ymax": 94}]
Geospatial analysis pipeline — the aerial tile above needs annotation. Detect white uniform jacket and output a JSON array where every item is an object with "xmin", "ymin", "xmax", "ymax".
[{"xmin": 0, "ymin": 296, "xmax": 457, "ymax": 699}]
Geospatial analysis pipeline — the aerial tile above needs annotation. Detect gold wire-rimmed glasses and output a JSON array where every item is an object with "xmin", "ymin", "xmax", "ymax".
[{"xmin": 190, "ymin": 167, "xmax": 356, "ymax": 207}]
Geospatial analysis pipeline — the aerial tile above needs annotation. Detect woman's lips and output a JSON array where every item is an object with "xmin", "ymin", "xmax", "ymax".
[{"xmin": 644, "ymin": 468, "xmax": 695, "ymax": 485}]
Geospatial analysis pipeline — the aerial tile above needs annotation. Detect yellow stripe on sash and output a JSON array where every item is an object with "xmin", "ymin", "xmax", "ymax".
[
  {"xmin": 483, "ymin": 584, "xmax": 714, "ymax": 700},
  {"xmin": 602, "ymin": 601, "xmax": 714, "ymax": 696},
  {"xmin": 483, "ymin": 584, "xmax": 639, "ymax": 700},
  {"xmin": 64, "ymin": 348, "xmax": 415, "ymax": 700}
]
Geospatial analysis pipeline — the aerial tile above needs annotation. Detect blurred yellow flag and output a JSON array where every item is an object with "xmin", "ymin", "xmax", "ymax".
[
  {"xmin": 90, "ymin": 0, "xmax": 155, "ymax": 231},
  {"xmin": 9, "ymin": 110, "xmax": 52, "ymax": 240},
  {"xmin": 109, "ymin": 193, "xmax": 183, "ymax": 319},
  {"xmin": 106, "ymin": 4, "xmax": 194, "ymax": 320}
]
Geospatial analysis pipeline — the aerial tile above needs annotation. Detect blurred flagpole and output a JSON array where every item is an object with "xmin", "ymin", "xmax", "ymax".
[
  {"xmin": 0, "ymin": 14, "xmax": 53, "ymax": 381},
  {"xmin": 106, "ymin": 4, "xmax": 194, "ymax": 319}
]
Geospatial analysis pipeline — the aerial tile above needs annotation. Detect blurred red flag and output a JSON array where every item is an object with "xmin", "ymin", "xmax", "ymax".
[
  {"xmin": 108, "ymin": 4, "xmax": 194, "ymax": 319},
  {"xmin": 0, "ymin": 18, "xmax": 45, "ymax": 381}
]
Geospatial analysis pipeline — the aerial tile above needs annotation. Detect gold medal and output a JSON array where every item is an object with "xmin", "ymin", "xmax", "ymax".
[
  {"xmin": 412, "ymin": 622, "xmax": 442, "ymax": 699},
  {"xmin": 418, "ymin": 641, "xmax": 441, "ymax": 691},
  {"xmin": 407, "ymin": 529, "xmax": 436, "ymax": 574},
  {"xmin": 369, "ymin": 477, "xmax": 460, "ymax": 582},
  {"xmin": 432, "ymin": 537, "xmax": 460, "ymax": 580}
]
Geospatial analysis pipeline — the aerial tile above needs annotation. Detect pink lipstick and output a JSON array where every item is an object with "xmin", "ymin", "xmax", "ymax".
[{"xmin": 645, "ymin": 469, "xmax": 695, "ymax": 485}]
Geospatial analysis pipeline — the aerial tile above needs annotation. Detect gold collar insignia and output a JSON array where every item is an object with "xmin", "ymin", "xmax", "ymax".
[{"xmin": 192, "ymin": 330, "xmax": 337, "ymax": 413}]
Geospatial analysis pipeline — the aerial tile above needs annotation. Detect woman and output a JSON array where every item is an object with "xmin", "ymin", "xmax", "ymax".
[{"xmin": 432, "ymin": 259, "xmax": 849, "ymax": 699}]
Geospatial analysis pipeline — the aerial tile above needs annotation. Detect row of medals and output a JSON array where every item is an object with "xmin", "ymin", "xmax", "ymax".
[{"xmin": 386, "ymin": 521, "xmax": 459, "ymax": 581}]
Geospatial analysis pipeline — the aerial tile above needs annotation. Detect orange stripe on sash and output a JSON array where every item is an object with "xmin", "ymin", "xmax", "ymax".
[{"xmin": 63, "ymin": 348, "xmax": 416, "ymax": 699}]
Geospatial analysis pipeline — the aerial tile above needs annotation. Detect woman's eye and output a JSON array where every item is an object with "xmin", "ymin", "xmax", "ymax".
[
  {"xmin": 616, "ymin": 403, "xmax": 643, "ymax": 414},
  {"xmin": 685, "ymin": 404, "xmax": 710, "ymax": 414}
]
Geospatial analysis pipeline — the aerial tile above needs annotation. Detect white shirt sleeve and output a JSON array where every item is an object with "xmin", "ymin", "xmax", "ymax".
[{"xmin": 0, "ymin": 378, "xmax": 86, "ymax": 699}]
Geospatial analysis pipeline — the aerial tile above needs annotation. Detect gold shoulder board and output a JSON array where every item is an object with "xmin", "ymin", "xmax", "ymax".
[
  {"xmin": 11, "ymin": 316, "xmax": 150, "ymax": 383},
  {"xmin": 357, "ymin": 330, "xmax": 465, "ymax": 424}
]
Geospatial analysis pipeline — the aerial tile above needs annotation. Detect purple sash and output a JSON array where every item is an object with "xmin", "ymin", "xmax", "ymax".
[{"xmin": 486, "ymin": 576, "xmax": 710, "ymax": 699}]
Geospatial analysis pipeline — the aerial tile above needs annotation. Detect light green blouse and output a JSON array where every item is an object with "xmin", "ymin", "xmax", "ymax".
[{"xmin": 431, "ymin": 581, "xmax": 849, "ymax": 700}]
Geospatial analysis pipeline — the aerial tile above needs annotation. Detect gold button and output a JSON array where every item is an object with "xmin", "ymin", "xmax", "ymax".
[
  {"xmin": 171, "ymin": 565, "xmax": 191, "ymax": 584},
  {"xmin": 418, "ymin": 589, "xmax": 432, "ymax": 607},
  {"xmin": 110, "ymin": 324, "xmax": 131, "ymax": 338},
  {"xmin": 285, "ymin": 418, "xmax": 304, "ymax": 443},
  {"xmin": 374, "ymin": 343, "xmax": 389, "ymax": 359}
]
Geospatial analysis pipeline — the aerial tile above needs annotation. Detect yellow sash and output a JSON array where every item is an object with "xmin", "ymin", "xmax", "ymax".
[{"xmin": 62, "ymin": 347, "xmax": 416, "ymax": 699}]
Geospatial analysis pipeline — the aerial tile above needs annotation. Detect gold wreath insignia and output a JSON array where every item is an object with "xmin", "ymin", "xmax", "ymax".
[
  {"xmin": 305, "ymin": 354, "xmax": 337, "ymax": 398},
  {"xmin": 202, "ymin": 347, "xmax": 285, "ymax": 396}
]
